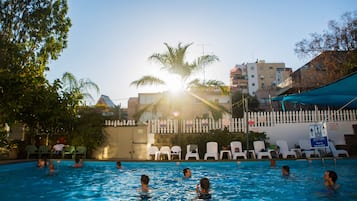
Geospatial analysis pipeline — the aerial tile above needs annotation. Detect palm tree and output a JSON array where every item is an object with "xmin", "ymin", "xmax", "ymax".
[
  {"xmin": 61, "ymin": 72, "xmax": 100, "ymax": 107},
  {"xmin": 131, "ymin": 42, "xmax": 229, "ymax": 120}
]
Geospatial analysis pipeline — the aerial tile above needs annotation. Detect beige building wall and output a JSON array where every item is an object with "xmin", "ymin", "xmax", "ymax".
[
  {"xmin": 127, "ymin": 97, "xmax": 138, "ymax": 120},
  {"xmin": 93, "ymin": 126, "xmax": 149, "ymax": 160},
  {"xmin": 256, "ymin": 62, "xmax": 286, "ymax": 90},
  {"xmin": 136, "ymin": 91, "xmax": 231, "ymax": 121}
]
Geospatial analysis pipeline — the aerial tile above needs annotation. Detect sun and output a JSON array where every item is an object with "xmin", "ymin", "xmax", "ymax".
[{"xmin": 162, "ymin": 73, "xmax": 184, "ymax": 93}]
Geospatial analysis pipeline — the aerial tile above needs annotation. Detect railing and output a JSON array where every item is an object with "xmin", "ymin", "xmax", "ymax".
[
  {"xmin": 104, "ymin": 109, "xmax": 357, "ymax": 134},
  {"xmin": 104, "ymin": 120, "xmax": 137, "ymax": 127}
]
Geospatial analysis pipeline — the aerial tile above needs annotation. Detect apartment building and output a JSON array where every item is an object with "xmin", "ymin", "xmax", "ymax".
[
  {"xmin": 230, "ymin": 64, "xmax": 248, "ymax": 94},
  {"xmin": 230, "ymin": 61, "xmax": 291, "ymax": 96},
  {"xmin": 230, "ymin": 61, "xmax": 292, "ymax": 111}
]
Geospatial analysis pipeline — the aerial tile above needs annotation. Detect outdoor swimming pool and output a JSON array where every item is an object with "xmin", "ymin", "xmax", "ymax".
[{"xmin": 0, "ymin": 159, "xmax": 356, "ymax": 200}]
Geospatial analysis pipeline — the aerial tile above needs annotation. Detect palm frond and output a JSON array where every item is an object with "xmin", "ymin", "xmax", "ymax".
[
  {"xmin": 130, "ymin": 76, "xmax": 166, "ymax": 88},
  {"xmin": 187, "ymin": 79, "xmax": 206, "ymax": 90},
  {"xmin": 149, "ymin": 42, "xmax": 194, "ymax": 79},
  {"xmin": 194, "ymin": 54, "xmax": 219, "ymax": 68},
  {"xmin": 205, "ymin": 80, "xmax": 230, "ymax": 95},
  {"xmin": 61, "ymin": 72, "xmax": 78, "ymax": 92},
  {"xmin": 79, "ymin": 78, "xmax": 100, "ymax": 95}
]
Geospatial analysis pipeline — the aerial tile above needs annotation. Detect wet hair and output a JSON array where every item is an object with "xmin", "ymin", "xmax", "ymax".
[
  {"xmin": 200, "ymin": 177, "xmax": 210, "ymax": 191},
  {"xmin": 282, "ymin": 165, "xmax": 290, "ymax": 173},
  {"xmin": 183, "ymin": 168, "xmax": 190, "ymax": 176},
  {"xmin": 327, "ymin": 170, "xmax": 338, "ymax": 183},
  {"xmin": 141, "ymin": 174, "xmax": 149, "ymax": 185},
  {"xmin": 116, "ymin": 161, "xmax": 121, "ymax": 166}
]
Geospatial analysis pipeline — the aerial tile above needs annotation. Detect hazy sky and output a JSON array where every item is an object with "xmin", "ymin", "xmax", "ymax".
[{"xmin": 46, "ymin": 0, "xmax": 356, "ymax": 107}]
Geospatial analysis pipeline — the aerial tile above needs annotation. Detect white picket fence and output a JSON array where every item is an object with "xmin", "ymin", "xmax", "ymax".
[
  {"xmin": 104, "ymin": 119, "xmax": 137, "ymax": 127},
  {"xmin": 104, "ymin": 109, "xmax": 357, "ymax": 134}
]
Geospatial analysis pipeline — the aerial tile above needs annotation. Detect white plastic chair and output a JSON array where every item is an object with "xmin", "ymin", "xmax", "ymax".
[
  {"xmin": 185, "ymin": 144, "xmax": 199, "ymax": 160},
  {"xmin": 159, "ymin": 146, "xmax": 171, "ymax": 160},
  {"xmin": 148, "ymin": 146, "xmax": 160, "ymax": 160},
  {"xmin": 230, "ymin": 141, "xmax": 247, "ymax": 159},
  {"xmin": 276, "ymin": 140, "xmax": 297, "ymax": 159},
  {"xmin": 171, "ymin": 145, "xmax": 182, "ymax": 160},
  {"xmin": 204, "ymin": 142, "xmax": 219, "ymax": 160},
  {"xmin": 253, "ymin": 141, "xmax": 272, "ymax": 159},
  {"xmin": 299, "ymin": 139, "xmax": 320, "ymax": 158},
  {"xmin": 328, "ymin": 141, "xmax": 349, "ymax": 157}
]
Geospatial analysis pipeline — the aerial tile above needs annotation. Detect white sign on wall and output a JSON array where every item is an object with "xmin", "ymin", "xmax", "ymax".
[{"xmin": 309, "ymin": 122, "xmax": 328, "ymax": 148}]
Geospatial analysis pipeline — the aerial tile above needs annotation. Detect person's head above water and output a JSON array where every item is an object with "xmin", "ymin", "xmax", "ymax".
[
  {"xmin": 183, "ymin": 168, "xmax": 192, "ymax": 178},
  {"xmin": 282, "ymin": 165, "xmax": 290, "ymax": 176}
]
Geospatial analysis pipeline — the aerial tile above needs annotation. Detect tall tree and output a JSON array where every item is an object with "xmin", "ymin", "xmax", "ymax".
[
  {"xmin": 0, "ymin": 0, "xmax": 71, "ymax": 127},
  {"xmin": 131, "ymin": 42, "xmax": 229, "ymax": 120},
  {"xmin": 294, "ymin": 11, "xmax": 357, "ymax": 75}
]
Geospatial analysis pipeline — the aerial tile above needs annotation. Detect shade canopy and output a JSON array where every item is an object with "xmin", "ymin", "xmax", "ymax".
[{"xmin": 272, "ymin": 71, "xmax": 357, "ymax": 109}]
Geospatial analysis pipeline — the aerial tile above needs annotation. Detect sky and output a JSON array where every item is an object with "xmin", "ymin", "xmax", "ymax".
[{"xmin": 46, "ymin": 0, "xmax": 357, "ymax": 107}]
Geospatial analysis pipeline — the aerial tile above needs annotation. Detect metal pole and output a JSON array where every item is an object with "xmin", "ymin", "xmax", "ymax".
[{"xmin": 245, "ymin": 96, "xmax": 249, "ymax": 151}]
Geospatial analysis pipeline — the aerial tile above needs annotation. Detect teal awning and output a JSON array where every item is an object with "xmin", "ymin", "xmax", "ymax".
[{"xmin": 272, "ymin": 71, "xmax": 357, "ymax": 109}]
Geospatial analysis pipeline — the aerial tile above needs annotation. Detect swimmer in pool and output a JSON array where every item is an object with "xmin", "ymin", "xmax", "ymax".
[
  {"xmin": 282, "ymin": 165, "xmax": 290, "ymax": 177},
  {"xmin": 183, "ymin": 168, "xmax": 192, "ymax": 178},
  {"xmin": 116, "ymin": 160, "xmax": 123, "ymax": 169},
  {"xmin": 324, "ymin": 170, "xmax": 339, "ymax": 191},
  {"xmin": 37, "ymin": 157, "xmax": 48, "ymax": 168},
  {"xmin": 47, "ymin": 160, "xmax": 56, "ymax": 175},
  {"xmin": 141, "ymin": 174, "xmax": 150, "ymax": 192},
  {"xmin": 139, "ymin": 174, "xmax": 151, "ymax": 200},
  {"xmin": 73, "ymin": 156, "xmax": 83, "ymax": 168},
  {"xmin": 196, "ymin": 177, "xmax": 212, "ymax": 200}
]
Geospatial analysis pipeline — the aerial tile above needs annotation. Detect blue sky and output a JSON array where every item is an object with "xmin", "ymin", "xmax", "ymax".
[{"xmin": 46, "ymin": 0, "xmax": 356, "ymax": 107}]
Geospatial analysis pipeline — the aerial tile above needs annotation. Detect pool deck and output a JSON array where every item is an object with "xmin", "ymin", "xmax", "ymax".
[
  {"xmin": 1, "ymin": 156, "xmax": 355, "ymax": 165},
  {"xmin": 0, "ymin": 159, "xmax": 36, "ymax": 165}
]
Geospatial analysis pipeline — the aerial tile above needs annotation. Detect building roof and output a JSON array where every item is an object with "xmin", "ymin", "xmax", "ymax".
[{"xmin": 96, "ymin": 95, "xmax": 116, "ymax": 108}]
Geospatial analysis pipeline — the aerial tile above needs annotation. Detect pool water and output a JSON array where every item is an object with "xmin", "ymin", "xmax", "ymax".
[{"xmin": 0, "ymin": 159, "xmax": 357, "ymax": 200}]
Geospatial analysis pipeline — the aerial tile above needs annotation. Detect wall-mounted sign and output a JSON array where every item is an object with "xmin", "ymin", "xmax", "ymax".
[{"xmin": 309, "ymin": 122, "xmax": 328, "ymax": 148}]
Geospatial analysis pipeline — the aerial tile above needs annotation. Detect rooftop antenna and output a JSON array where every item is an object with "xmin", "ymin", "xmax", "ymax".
[{"xmin": 197, "ymin": 43, "xmax": 209, "ymax": 84}]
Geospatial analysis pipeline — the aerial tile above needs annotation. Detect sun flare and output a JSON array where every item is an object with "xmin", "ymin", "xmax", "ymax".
[{"xmin": 162, "ymin": 73, "xmax": 184, "ymax": 93}]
